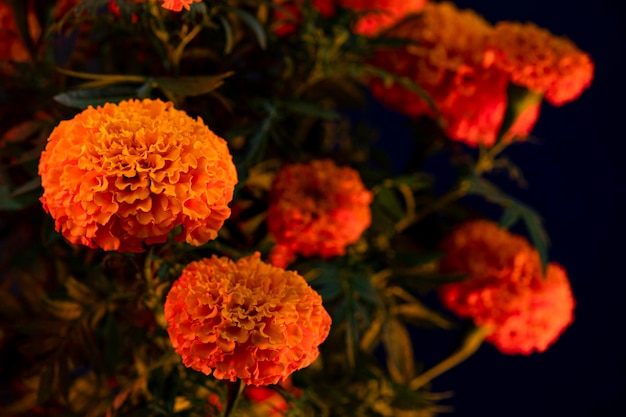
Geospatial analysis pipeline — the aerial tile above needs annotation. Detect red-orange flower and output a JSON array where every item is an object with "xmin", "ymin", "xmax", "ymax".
[
  {"xmin": 338, "ymin": 0, "xmax": 428, "ymax": 36},
  {"xmin": 438, "ymin": 220, "xmax": 575, "ymax": 355},
  {"xmin": 161, "ymin": 0, "xmax": 201, "ymax": 12},
  {"xmin": 267, "ymin": 159, "xmax": 372, "ymax": 267},
  {"xmin": 244, "ymin": 377, "xmax": 303, "ymax": 416},
  {"xmin": 485, "ymin": 21, "xmax": 594, "ymax": 106},
  {"xmin": 369, "ymin": 1, "xmax": 529, "ymax": 147},
  {"xmin": 271, "ymin": 0, "xmax": 336, "ymax": 37},
  {"xmin": 164, "ymin": 253, "xmax": 332, "ymax": 386},
  {"xmin": 0, "ymin": 0, "xmax": 40, "ymax": 72},
  {"xmin": 38, "ymin": 98, "xmax": 237, "ymax": 252}
]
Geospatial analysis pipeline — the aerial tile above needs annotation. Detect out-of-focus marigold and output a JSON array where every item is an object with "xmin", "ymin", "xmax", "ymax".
[
  {"xmin": 369, "ymin": 1, "xmax": 533, "ymax": 147},
  {"xmin": 164, "ymin": 253, "xmax": 332, "ymax": 386},
  {"xmin": 267, "ymin": 159, "xmax": 372, "ymax": 267},
  {"xmin": 38, "ymin": 98, "xmax": 237, "ymax": 252},
  {"xmin": 0, "ymin": 0, "xmax": 40, "ymax": 72},
  {"xmin": 438, "ymin": 220, "xmax": 575, "ymax": 355},
  {"xmin": 161, "ymin": 0, "xmax": 201, "ymax": 12},
  {"xmin": 485, "ymin": 22, "xmax": 594, "ymax": 106}
]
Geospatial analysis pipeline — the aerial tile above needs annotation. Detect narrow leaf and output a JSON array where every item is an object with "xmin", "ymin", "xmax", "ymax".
[
  {"xmin": 382, "ymin": 318, "xmax": 415, "ymax": 384},
  {"xmin": 154, "ymin": 72, "xmax": 234, "ymax": 97}
]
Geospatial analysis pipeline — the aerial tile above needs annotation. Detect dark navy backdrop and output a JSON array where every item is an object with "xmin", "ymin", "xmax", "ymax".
[{"xmin": 369, "ymin": 1, "xmax": 626, "ymax": 415}]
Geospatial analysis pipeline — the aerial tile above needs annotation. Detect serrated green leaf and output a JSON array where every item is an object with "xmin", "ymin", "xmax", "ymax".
[
  {"xmin": 154, "ymin": 72, "xmax": 234, "ymax": 97},
  {"xmin": 54, "ymin": 86, "xmax": 141, "ymax": 109},
  {"xmin": 374, "ymin": 187, "xmax": 405, "ymax": 222}
]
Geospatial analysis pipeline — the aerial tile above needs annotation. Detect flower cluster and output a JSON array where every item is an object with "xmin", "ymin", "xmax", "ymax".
[
  {"xmin": 38, "ymin": 98, "xmax": 237, "ymax": 252},
  {"xmin": 438, "ymin": 220, "xmax": 575, "ymax": 355},
  {"xmin": 370, "ymin": 1, "xmax": 593, "ymax": 147},
  {"xmin": 164, "ymin": 253, "xmax": 331, "ymax": 386},
  {"xmin": 267, "ymin": 159, "xmax": 372, "ymax": 267}
]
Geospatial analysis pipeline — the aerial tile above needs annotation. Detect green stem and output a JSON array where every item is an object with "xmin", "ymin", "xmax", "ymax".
[
  {"xmin": 224, "ymin": 379, "xmax": 246, "ymax": 417},
  {"xmin": 396, "ymin": 180, "xmax": 470, "ymax": 233},
  {"xmin": 409, "ymin": 325, "xmax": 491, "ymax": 391}
]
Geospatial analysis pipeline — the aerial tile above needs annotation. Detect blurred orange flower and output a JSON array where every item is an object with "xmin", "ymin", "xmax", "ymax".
[
  {"xmin": 0, "ymin": 0, "xmax": 40, "ymax": 72},
  {"xmin": 271, "ymin": 0, "xmax": 336, "ymax": 37},
  {"xmin": 38, "ymin": 98, "xmax": 237, "ymax": 252},
  {"xmin": 338, "ymin": 0, "xmax": 428, "ymax": 36},
  {"xmin": 485, "ymin": 22, "xmax": 594, "ymax": 106},
  {"xmin": 369, "ymin": 1, "xmax": 528, "ymax": 147},
  {"xmin": 164, "ymin": 253, "xmax": 332, "ymax": 386},
  {"xmin": 244, "ymin": 377, "xmax": 302, "ymax": 416},
  {"xmin": 438, "ymin": 220, "xmax": 575, "ymax": 355},
  {"xmin": 161, "ymin": 0, "xmax": 201, "ymax": 12},
  {"xmin": 267, "ymin": 159, "xmax": 372, "ymax": 267}
]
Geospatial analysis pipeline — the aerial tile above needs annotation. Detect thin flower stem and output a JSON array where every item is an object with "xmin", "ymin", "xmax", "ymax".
[
  {"xmin": 396, "ymin": 180, "xmax": 470, "ymax": 233},
  {"xmin": 409, "ymin": 325, "xmax": 492, "ymax": 391},
  {"xmin": 224, "ymin": 379, "xmax": 246, "ymax": 417}
]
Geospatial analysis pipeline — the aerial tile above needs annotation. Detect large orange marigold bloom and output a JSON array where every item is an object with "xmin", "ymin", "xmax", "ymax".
[
  {"xmin": 369, "ymin": 1, "xmax": 534, "ymax": 147},
  {"xmin": 485, "ymin": 22, "xmax": 594, "ymax": 106},
  {"xmin": 38, "ymin": 98, "xmax": 237, "ymax": 252},
  {"xmin": 267, "ymin": 159, "xmax": 372, "ymax": 267},
  {"xmin": 164, "ymin": 253, "xmax": 332, "ymax": 386},
  {"xmin": 438, "ymin": 220, "xmax": 575, "ymax": 355},
  {"xmin": 161, "ymin": 0, "xmax": 201, "ymax": 12}
]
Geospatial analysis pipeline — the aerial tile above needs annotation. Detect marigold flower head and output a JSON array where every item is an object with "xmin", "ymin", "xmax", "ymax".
[
  {"xmin": 267, "ymin": 159, "xmax": 372, "ymax": 267},
  {"xmin": 164, "ymin": 253, "xmax": 332, "ymax": 386},
  {"xmin": 369, "ymin": 1, "xmax": 529, "ymax": 146},
  {"xmin": 438, "ymin": 220, "xmax": 575, "ymax": 355},
  {"xmin": 485, "ymin": 21, "xmax": 594, "ymax": 106},
  {"xmin": 161, "ymin": 0, "xmax": 201, "ymax": 12},
  {"xmin": 38, "ymin": 98, "xmax": 237, "ymax": 252},
  {"xmin": 271, "ymin": 0, "xmax": 336, "ymax": 37}
]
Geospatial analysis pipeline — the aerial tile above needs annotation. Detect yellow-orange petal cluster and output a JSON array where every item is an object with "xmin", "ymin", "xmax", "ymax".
[
  {"xmin": 161, "ymin": 0, "xmax": 201, "ymax": 12},
  {"xmin": 267, "ymin": 159, "xmax": 372, "ymax": 267},
  {"xmin": 438, "ymin": 220, "xmax": 575, "ymax": 355},
  {"xmin": 164, "ymin": 253, "xmax": 332, "ymax": 386},
  {"xmin": 369, "ymin": 1, "xmax": 526, "ymax": 147},
  {"xmin": 38, "ymin": 98, "xmax": 237, "ymax": 252},
  {"xmin": 485, "ymin": 22, "xmax": 594, "ymax": 106}
]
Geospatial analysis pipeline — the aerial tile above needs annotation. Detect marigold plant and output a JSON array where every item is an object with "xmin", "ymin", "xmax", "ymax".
[
  {"xmin": 438, "ymin": 220, "xmax": 575, "ymax": 355},
  {"xmin": 267, "ymin": 159, "xmax": 373, "ymax": 267},
  {"xmin": 485, "ymin": 21, "xmax": 594, "ymax": 106},
  {"xmin": 164, "ymin": 253, "xmax": 332, "ymax": 386},
  {"xmin": 38, "ymin": 98, "xmax": 237, "ymax": 252}
]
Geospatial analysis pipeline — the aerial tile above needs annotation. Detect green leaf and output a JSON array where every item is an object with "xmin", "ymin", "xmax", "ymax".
[
  {"xmin": 382, "ymin": 318, "xmax": 415, "ymax": 384},
  {"xmin": 373, "ymin": 187, "xmax": 405, "ymax": 223},
  {"xmin": 279, "ymin": 99, "xmax": 340, "ymax": 120},
  {"xmin": 37, "ymin": 364, "xmax": 55, "ymax": 405},
  {"xmin": 466, "ymin": 176, "xmax": 550, "ymax": 272},
  {"xmin": 154, "ymin": 73, "xmax": 234, "ymax": 97},
  {"xmin": 43, "ymin": 298, "xmax": 83, "ymax": 321},
  {"xmin": 393, "ymin": 302, "xmax": 452, "ymax": 329},
  {"xmin": 495, "ymin": 83, "xmax": 543, "ymax": 145},
  {"xmin": 54, "ymin": 86, "xmax": 142, "ymax": 109},
  {"xmin": 226, "ymin": 7, "xmax": 267, "ymax": 50}
]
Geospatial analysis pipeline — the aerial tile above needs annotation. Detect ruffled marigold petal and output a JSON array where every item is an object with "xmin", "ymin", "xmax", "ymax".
[
  {"xmin": 161, "ymin": 0, "xmax": 201, "ymax": 12},
  {"xmin": 164, "ymin": 253, "xmax": 332, "ymax": 386},
  {"xmin": 486, "ymin": 21, "xmax": 594, "ymax": 106},
  {"xmin": 438, "ymin": 220, "xmax": 575, "ymax": 355},
  {"xmin": 38, "ymin": 98, "xmax": 237, "ymax": 253},
  {"xmin": 267, "ymin": 159, "xmax": 372, "ymax": 263}
]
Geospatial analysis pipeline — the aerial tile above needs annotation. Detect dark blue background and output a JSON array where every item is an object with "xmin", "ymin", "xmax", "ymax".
[{"xmin": 408, "ymin": 1, "xmax": 626, "ymax": 416}]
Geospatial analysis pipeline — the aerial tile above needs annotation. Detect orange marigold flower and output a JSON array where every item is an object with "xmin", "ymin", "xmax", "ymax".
[
  {"xmin": 369, "ymin": 1, "xmax": 529, "ymax": 146},
  {"xmin": 267, "ymin": 159, "xmax": 372, "ymax": 266},
  {"xmin": 438, "ymin": 220, "xmax": 575, "ymax": 355},
  {"xmin": 38, "ymin": 98, "xmax": 237, "ymax": 252},
  {"xmin": 164, "ymin": 253, "xmax": 332, "ymax": 386},
  {"xmin": 485, "ymin": 21, "xmax": 594, "ymax": 106},
  {"xmin": 245, "ymin": 377, "xmax": 302, "ymax": 416},
  {"xmin": 271, "ymin": 0, "xmax": 336, "ymax": 37},
  {"xmin": 161, "ymin": 0, "xmax": 201, "ymax": 12},
  {"xmin": 338, "ymin": 0, "xmax": 428, "ymax": 36}
]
